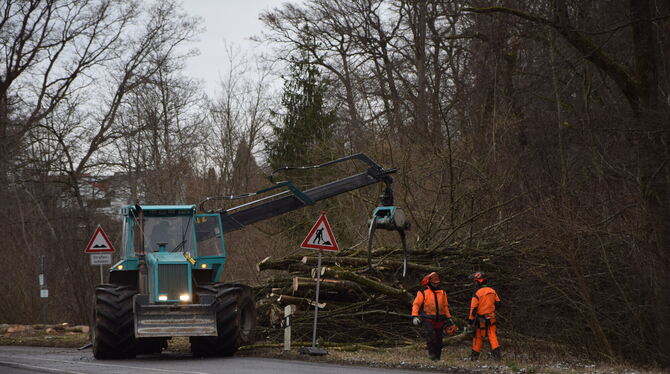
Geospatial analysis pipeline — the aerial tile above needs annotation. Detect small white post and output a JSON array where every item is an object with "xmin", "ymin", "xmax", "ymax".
[{"xmin": 283, "ymin": 304, "xmax": 296, "ymax": 351}]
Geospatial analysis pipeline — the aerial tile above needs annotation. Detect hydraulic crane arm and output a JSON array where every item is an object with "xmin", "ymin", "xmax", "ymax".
[{"xmin": 198, "ymin": 153, "xmax": 397, "ymax": 234}]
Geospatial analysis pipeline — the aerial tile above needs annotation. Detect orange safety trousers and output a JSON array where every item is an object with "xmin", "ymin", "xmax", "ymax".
[{"xmin": 472, "ymin": 319, "xmax": 499, "ymax": 352}]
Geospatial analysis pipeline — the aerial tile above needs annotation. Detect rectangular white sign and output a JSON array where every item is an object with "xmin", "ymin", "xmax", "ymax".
[
  {"xmin": 40, "ymin": 289, "xmax": 49, "ymax": 298},
  {"xmin": 90, "ymin": 253, "xmax": 112, "ymax": 265}
]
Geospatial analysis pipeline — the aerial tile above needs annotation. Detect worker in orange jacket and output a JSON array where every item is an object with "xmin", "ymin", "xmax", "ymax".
[
  {"xmin": 411, "ymin": 272, "xmax": 455, "ymax": 361},
  {"xmin": 468, "ymin": 272, "xmax": 501, "ymax": 361}
]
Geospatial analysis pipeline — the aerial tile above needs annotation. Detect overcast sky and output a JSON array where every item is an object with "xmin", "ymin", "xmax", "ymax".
[{"xmin": 180, "ymin": 0, "xmax": 288, "ymax": 96}]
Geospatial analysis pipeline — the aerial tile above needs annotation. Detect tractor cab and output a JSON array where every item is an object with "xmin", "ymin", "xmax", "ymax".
[{"xmin": 109, "ymin": 205, "xmax": 228, "ymax": 300}]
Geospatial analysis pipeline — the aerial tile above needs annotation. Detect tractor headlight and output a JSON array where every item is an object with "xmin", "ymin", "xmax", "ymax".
[
  {"xmin": 158, "ymin": 294, "xmax": 168, "ymax": 301},
  {"xmin": 200, "ymin": 263, "xmax": 207, "ymax": 269},
  {"xmin": 179, "ymin": 294, "xmax": 191, "ymax": 302}
]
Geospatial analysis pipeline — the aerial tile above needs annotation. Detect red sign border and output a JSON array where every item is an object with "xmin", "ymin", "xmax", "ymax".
[
  {"xmin": 84, "ymin": 225, "xmax": 116, "ymax": 253},
  {"xmin": 300, "ymin": 212, "xmax": 339, "ymax": 251}
]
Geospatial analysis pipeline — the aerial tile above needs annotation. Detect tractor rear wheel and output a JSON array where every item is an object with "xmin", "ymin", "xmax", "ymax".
[
  {"xmin": 190, "ymin": 283, "xmax": 256, "ymax": 357},
  {"xmin": 92, "ymin": 284, "xmax": 138, "ymax": 359}
]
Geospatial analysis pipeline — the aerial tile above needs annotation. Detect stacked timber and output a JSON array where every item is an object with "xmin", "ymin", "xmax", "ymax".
[{"xmin": 252, "ymin": 246, "xmax": 499, "ymax": 346}]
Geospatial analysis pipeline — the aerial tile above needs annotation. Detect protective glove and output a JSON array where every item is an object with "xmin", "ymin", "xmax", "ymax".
[{"xmin": 412, "ymin": 317, "xmax": 422, "ymax": 326}]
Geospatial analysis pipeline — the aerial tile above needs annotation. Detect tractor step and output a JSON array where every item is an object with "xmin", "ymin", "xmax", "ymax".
[{"xmin": 133, "ymin": 295, "xmax": 218, "ymax": 338}]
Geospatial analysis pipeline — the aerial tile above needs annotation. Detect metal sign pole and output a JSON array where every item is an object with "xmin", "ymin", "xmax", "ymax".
[
  {"xmin": 311, "ymin": 250, "xmax": 322, "ymax": 348},
  {"xmin": 99, "ymin": 265, "xmax": 103, "ymax": 283},
  {"xmin": 39, "ymin": 255, "xmax": 46, "ymax": 323},
  {"xmin": 299, "ymin": 212, "xmax": 332, "ymax": 356}
]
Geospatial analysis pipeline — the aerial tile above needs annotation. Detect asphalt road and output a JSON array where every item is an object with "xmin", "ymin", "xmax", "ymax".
[{"xmin": 0, "ymin": 346, "xmax": 435, "ymax": 374}]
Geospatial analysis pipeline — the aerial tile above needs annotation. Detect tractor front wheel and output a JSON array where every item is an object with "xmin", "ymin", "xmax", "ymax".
[
  {"xmin": 92, "ymin": 284, "xmax": 138, "ymax": 359},
  {"xmin": 190, "ymin": 283, "xmax": 256, "ymax": 357}
]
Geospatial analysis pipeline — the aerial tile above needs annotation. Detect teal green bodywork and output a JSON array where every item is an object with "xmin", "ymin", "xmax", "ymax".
[
  {"xmin": 109, "ymin": 205, "xmax": 227, "ymax": 303},
  {"xmin": 370, "ymin": 206, "xmax": 399, "ymax": 225},
  {"xmin": 146, "ymin": 252, "xmax": 193, "ymax": 302}
]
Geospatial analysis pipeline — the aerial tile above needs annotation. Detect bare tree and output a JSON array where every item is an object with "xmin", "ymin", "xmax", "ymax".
[
  {"xmin": 0, "ymin": 0, "xmax": 139, "ymax": 183},
  {"xmin": 203, "ymin": 44, "xmax": 275, "ymax": 195},
  {"xmin": 1, "ymin": 0, "xmax": 203, "ymax": 324}
]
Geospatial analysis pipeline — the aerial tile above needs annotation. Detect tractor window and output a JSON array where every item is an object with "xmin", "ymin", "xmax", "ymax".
[
  {"xmin": 133, "ymin": 216, "xmax": 194, "ymax": 254},
  {"xmin": 195, "ymin": 214, "xmax": 224, "ymax": 257}
]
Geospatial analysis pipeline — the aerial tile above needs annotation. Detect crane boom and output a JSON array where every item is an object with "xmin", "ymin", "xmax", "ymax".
[{"xmin": 198, "ymin": 153, "xmax": 397, "ymax": 234}]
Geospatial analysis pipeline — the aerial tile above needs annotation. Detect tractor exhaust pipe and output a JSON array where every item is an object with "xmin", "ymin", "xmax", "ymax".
[{"xmin": 135, "ymin": 204, "xmax": 148, "ymax": 294}]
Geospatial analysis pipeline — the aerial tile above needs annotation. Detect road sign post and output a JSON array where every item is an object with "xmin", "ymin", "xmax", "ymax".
[
  {"xmin": 85, "ymin": 225, "xmax": 116, "ymax": 283},
  {"xmin": 312, "ymin": 250, "xmax": 323, "ymax": 350},
  {"xmin": 299, "ymin": 212, "xmax": 338, "ymax": 356},
  {"xmin": 39, "ymin": 255, "xmax": 47, "ymax": 323},
  {"xmin": 90, "ymin": 253, "xmax": 112, "ymax": 283},
  {"xmin": 39, "ymin": 255, "xmax": 46, "ymax": 291}
]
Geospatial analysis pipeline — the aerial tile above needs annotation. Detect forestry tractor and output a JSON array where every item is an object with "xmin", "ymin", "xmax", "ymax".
[{"xmin": 91, "ymin": 153, "xmax": 410, "ymax": 359}]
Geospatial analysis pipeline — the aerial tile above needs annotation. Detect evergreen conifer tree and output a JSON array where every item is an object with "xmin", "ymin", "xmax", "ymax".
[{"xmin": 265, "ymin": 36, "xmax": 336, "ymax": 172}]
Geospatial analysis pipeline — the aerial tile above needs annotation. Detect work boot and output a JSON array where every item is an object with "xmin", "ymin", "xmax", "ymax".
[
  {"xmin": 491, "ymin": 347, "xmax": 501, "ymax": 361},
  {"xmin": 471, "ymin": 350, "xmax": 480, "ymax": 361}
]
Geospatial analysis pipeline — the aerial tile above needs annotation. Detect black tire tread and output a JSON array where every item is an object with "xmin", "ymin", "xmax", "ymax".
[
  {"xmin": 92, "ymin": 284, "xmax": 138, "ymax": 359},
  {"xmin": 190, "ymin": 283, "xmax": 256, "ymax": 357}
]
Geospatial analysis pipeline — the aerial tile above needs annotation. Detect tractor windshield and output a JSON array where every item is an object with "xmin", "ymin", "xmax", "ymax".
[{"xmin": 134, "ymin": 215, "xmax": 194, "ymax": 254}]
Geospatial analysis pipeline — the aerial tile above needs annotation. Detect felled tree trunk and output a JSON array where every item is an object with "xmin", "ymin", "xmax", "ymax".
[
  {"xmin": 252, "ymin": 275, "xmax": 294, "ymax": 295},
  {"xmin": 291, "ymin": 276, "xmax": 365, "ymax": 301},
  {"xmin": 257, "ymin": 256, "xmax": 312, "ymax": 273},
  {"xmin": 292, "ymin": 276, "xmax": 360, "ymax": 293},
  {"xmin": 313, "ymin": 266, "xmax": 414, "ymax": 304},
  {"xmin": 301, "ymin": 256, "xmax": 442, "ymax": 274},
  {"xmin": 275, "ymin": 294, "xmax": 326, "ymax": 309}
]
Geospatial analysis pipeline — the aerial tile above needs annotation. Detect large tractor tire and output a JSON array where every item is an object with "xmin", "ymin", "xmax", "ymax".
[
  {"xmin": 92, "ymin": 284, "xmax": 138, "ymax": 359},
  {"xmin": 190, "ymin": 283, "xmax": 256, "ymax": 357}
]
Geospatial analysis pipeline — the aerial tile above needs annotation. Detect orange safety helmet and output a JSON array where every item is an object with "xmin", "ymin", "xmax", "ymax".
[
  {"xmin": 421, "ymin": 272, "xmax": 440, "ymax": 286},
  {"xmin": 470, "ymin": 272, "xmax": 486, "ymax": 284}
]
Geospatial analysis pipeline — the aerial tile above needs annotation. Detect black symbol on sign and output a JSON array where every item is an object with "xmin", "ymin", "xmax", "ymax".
[
  {"xmin": 313, "ymin": 227, "xmax": 331, "ymax": 246},
  {"xmin": 93, "ymin": 244, "xmax": 108, "ymax": 248}
]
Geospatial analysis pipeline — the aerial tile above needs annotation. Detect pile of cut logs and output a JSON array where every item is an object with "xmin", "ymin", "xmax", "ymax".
[{"xmin": 253, "ymin": 246, "xmax": 493, "ymax": 346}]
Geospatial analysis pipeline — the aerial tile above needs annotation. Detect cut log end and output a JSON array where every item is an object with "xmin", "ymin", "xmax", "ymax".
[{"xmin": 257, "ymin": 256, "xmax": 272, "ymax": 272}]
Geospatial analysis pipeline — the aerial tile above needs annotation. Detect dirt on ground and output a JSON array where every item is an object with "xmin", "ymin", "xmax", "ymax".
[
  {"xmin": 0, "ymin": 324, "xmax": 663, "ymax": 374},
  {"xmin": 0, "ymin": 323, "xmax": 90, "ymax": 349},
  {"xmin": 234, "ymin": 342, "xmax": 662, "ymax": 374}
]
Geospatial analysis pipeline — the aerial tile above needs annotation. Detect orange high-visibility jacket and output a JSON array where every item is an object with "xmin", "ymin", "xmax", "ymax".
[
  {"xmin": 412, "ymin": 287, "xmax": 452, "ymax": 320},
  {"xmin": 469, "ymin": 286, "xmax": 500, "ymax": 319}
]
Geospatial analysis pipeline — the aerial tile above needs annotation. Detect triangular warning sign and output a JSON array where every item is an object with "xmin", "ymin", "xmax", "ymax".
[
  {"xmin": 300, "ymin": 212, "xmax": 339, "ymax": 251},
  {"xmin": 84, "ymin": 225, "xmax": 116, "ymax": 253}
]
